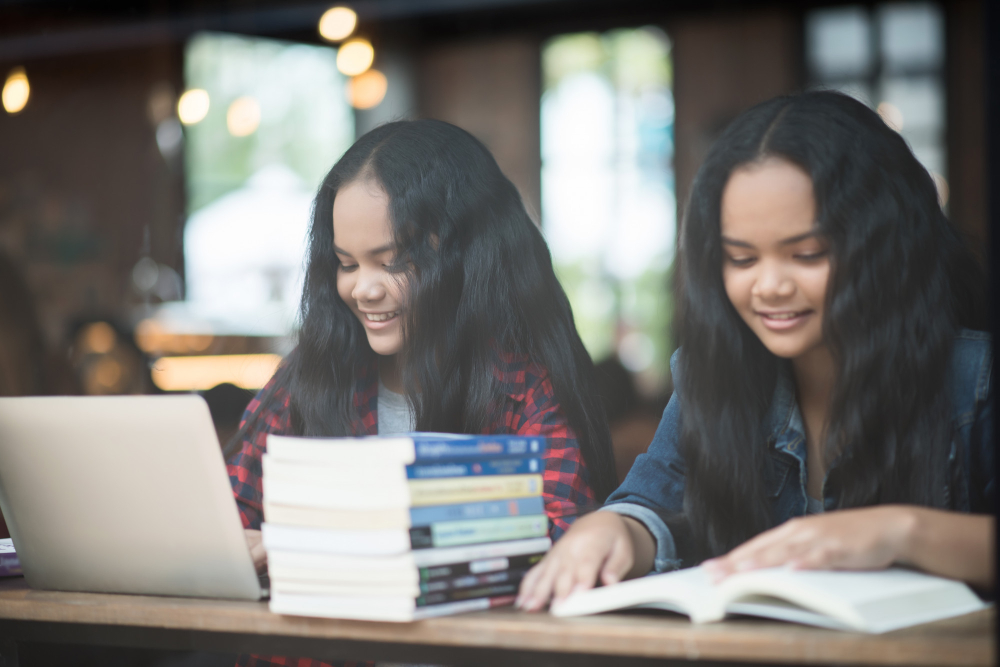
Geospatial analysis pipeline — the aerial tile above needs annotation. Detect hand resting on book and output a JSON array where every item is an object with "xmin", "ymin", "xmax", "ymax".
[
  {"xmin": 519, "ymin": 505, "xmax": 995, "ymax": 611},
  {"xmin": 702, "ymin": 505, "xmax": 995, "ymax": 590},
  {"xmin": 516, "ymin": 511, "xmax": 655, "ymax": 612}
]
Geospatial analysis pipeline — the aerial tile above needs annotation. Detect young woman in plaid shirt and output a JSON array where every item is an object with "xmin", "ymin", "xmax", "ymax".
[{"xmin": 224, "ymin": 119, "xmax": 618, "ymax": 667}]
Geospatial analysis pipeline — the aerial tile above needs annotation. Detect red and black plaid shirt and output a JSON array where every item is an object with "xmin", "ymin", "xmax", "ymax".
[{"xmin": 227, "ymin": 351, "xmax": 595, "ymax": 667}]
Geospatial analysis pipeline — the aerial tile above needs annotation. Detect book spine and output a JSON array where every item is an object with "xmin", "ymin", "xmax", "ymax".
[
  {"xmin": 411, "ymin": 536, "xmax": 552, "ymax": 568},
  {"xmin": 411, "ymin": 594, "xmax": 516, "ymax": 620},
  {"xmin": 409, "ymin": 496, "xmax": 545, "ymax": 527},
  {"xmin": 412, "ymin": 435, "xmax": 546, "ymax": 461},
  {"xmin": 406, "ymin": 457, "xmax": 543, "ymax": 479},
  {"xmin": 409, "ymin": 514, "xmax": 548, "ymax": 549},
  {"xmin": 419, "ymin": 566, "xmax": 530, "ymax": 595},
  {"xmin": 416, "ymin": 582, "xmax": 521, "ymax": 607},
  {"xmin": 408, "ymin": 474, "xmax": 543, "ymax": 507},
  {"xmin": 419, "ymin": 551, "xmax": 545, "ymax": 581}
]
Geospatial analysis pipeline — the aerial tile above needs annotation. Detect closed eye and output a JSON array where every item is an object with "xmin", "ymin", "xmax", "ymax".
[
  {"xmin": 726, "ymin": 255, "xmax": 756, "ymax": 267},
  {"xmin": 339, "ymin": 262, "xmax": 358, "ymax": 272},
  {"xmin": 794, "ymin": 250, "xmax": 829, "ymax": 262}
]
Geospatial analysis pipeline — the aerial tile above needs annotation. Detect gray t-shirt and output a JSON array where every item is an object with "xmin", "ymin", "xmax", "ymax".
[{"xmin": 377, "ymin": 379, "xmax": 415, "ymax": 435}]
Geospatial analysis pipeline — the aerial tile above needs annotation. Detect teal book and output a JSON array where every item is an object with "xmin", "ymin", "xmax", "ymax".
[{"xmin": 409, "ymin": 514, "xmax": 548, "ymax": 549}]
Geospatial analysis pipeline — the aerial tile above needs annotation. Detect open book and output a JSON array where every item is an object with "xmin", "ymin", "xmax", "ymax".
[{"xmin": 550, "ymin": 566, "xmax": 987, "ymax": 633}]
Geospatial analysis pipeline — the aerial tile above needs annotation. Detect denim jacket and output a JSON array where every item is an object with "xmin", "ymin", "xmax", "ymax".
[{"xmin": 603, "ymin": 330, "xmax": 994, "ymax": 572}]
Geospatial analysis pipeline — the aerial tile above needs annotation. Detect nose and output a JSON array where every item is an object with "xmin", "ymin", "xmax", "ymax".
[
  {"xmin": 752, "ymin": 259, "xmax": 795, "ymax": 301},
  {"xmin": 351, "ymin": 269, "xmax": 387, "ymax": 303}
]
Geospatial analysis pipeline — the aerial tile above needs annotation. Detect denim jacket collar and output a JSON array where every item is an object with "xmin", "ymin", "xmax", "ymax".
[{"xmin": 764, "ymin": 365, "xmax": 807, "ymax": 458}]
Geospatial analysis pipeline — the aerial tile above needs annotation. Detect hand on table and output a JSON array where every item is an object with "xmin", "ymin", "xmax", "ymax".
[
  {"xmin": 516, "ymin": 511, "xmax": 653, "ymax": 612},
  {"xmin": 702, "ymin": 506, "xmax": 916, "ymax": 581},
  {"xmin": 245, "ymin": 529, "xmax": 267, "ymax": 574}
]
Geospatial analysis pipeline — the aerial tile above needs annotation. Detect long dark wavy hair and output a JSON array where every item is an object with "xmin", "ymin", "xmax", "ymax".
[
  {"xmin": 227, "ymin": 119, "xmax": 617, "ymax": 502},
  {"xmin": 676, "ymin": 91, "xmax": 986, "ymax": 561}
]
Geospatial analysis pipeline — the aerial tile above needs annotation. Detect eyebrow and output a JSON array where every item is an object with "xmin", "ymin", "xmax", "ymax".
[
  {"xmin": 332, "ymin": 243, "xmax": 396, "ymax": 258},
  {"xmin": 721, "ymin": 230, "xmax": 822, "ymax": 249}
]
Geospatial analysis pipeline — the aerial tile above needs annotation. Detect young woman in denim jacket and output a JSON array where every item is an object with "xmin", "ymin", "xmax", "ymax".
[{"xmin": 518, "ymin": 91, "xmax": 993, "ymax": 610}]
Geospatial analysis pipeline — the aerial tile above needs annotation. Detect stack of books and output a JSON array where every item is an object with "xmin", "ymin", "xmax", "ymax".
[{"xmin": 260, "ymin": 432, "xmax": 552, "ymax": 621}]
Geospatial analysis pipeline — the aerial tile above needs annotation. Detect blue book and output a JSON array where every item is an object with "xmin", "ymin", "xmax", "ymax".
[
  {"xmin": 407, "ymin": 433, "xmax": 547, "ymax": 461},
  {"xmin": 410, "ymin": 496, "xmax": 546, "ymax": 527},
  {"xmin": 406, "ymin": 457, "xmax": 543, "ymax": 479}
]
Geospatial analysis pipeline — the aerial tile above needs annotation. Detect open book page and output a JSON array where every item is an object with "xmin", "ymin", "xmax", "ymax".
[
  {"xmin": 550, "ymin": 566, "xmax": 726, "ymax": 622},
  {"xmin": 717, "ymin": 567, "xmax": 988, "ymax": 633},
  {"xmin": 552, "ymin": 565, "xmax": 988, "ymax": 633}
]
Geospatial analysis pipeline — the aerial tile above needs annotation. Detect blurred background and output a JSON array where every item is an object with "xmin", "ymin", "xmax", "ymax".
[{"xmin": 0, "ymin": 0, "xmax": 988, "ymax": 482}]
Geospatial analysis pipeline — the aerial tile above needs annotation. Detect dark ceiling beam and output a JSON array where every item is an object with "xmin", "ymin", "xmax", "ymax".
[{"xmin": 0, "ymin": 0, "xmax": 565, "ymax": 61}]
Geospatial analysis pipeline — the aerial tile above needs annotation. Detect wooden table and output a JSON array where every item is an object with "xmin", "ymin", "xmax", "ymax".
[{"xmin": 0, "ymin": 578, "xmax": 992, "ymax": 667}]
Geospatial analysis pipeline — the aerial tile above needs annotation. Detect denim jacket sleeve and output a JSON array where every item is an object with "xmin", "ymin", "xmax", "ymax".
[
  {"xmin": 600, "ymin": 351, "xmax": 687, "ymax": 572},
  {"xmin": 949, "ymin": 330, "xmax": 994, "ymax": 514}
]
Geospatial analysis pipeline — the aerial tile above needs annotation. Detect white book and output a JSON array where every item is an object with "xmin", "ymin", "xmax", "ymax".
[
  {"xmin": 261, "ymin": 522, "xmax": 411, "ymax": 556},
  {"xmin": 266, "ymin": 434, "xmax": 418, "ymax": 466},
  {"xmin": 268, "ymin": 563, "xmax": 419, "ymax": 587},
  {"xmin": 267, "ymin": 549, "xmax": 420, "ymax": 585},
  {"xmin": 262, "ymin": 455, "xmax": 408, "ymax": 486},
  {"xmin": 263, "ymin": 502, "xmax": 413, "ymax": 531},
  {"xmin": 551, "ymin": 566, "xmax": 988, "ymax": 633},
  {"xmin": 262, "ymin": 477, "xmax": 411, "ymax": 509},
  {"xmin": 271, "ymin": 579, "xmax": 421, "ymax": 598},
  {"xmin": 265, "ymin": 536, "xmax": 551, "ymax": 576}
]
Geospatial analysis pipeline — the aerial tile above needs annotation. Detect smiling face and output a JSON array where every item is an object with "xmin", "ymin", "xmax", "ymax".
[
  {"xmin": 720, "ymin": 157, "xmax": 831, "ymax": 362},
  {"xmin": 333, "ymin": 178, "xmax": 407, "ymax": 357}
]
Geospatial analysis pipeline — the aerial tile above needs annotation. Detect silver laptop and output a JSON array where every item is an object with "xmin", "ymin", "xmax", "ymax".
[{"xmin": 0, "ymin": 395, "xmax": 262, "ymax": 600}]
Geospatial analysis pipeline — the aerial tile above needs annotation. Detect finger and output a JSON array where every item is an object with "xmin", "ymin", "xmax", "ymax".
[
  {"xmin": 742, "ymin": 531, "xmax": 826, "ymax": 571},
  {"xmin": 564, "ymin": 550, "xmax": 605, "ymax": 596},
  {"xmin": 725, "ymin": 519, "xmax": 819, "ymax": 571},
  {"xmin": 702, "ymin": 557, "xmax": 734, "ymax": 582},
  {"xmin": 251, "ymin": 544, "xmax": 267, "ymax": 574},
  {"xmin": 521, "ymin": 557, "xmax": 562, "ymax": 612},
  {"xmin": 787, "ymin": 545, "xmax": 840, "ymax": 571},
  {"xmin": 516, "ymin": 561, "xmax": 547, "ymax": 608},
  {"xmin": 600, "ymin": 535, "xmax": 633, "ymax": 586},
  {"xmin": 553, "ymin": 567, "xmax": 580, "ymax": 602}
]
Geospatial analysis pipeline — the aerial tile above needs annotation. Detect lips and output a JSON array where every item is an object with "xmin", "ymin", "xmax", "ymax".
[
  {"xmin": 359, "ymin": 309, "xmax": 401, "ymax": 331},
  {"xmin": 364, "ymin": 311, "xmax": 399, "ymax": 322},
  {"xmin": 756, "ymin": 309, "xmax": 812, "ymax": 331}
]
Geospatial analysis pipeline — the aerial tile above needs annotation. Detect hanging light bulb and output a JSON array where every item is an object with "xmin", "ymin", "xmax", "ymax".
[
  {"xmin": 3, "ymin": 67, "xmax": 30, "ymax": 114},
  {"xmin": 337, "ymin": 38, "xmax": 374, "ymax": 76},
  {"xmin": 319, "ymin": 6, "xmax": 357, "ymax": 42}
]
